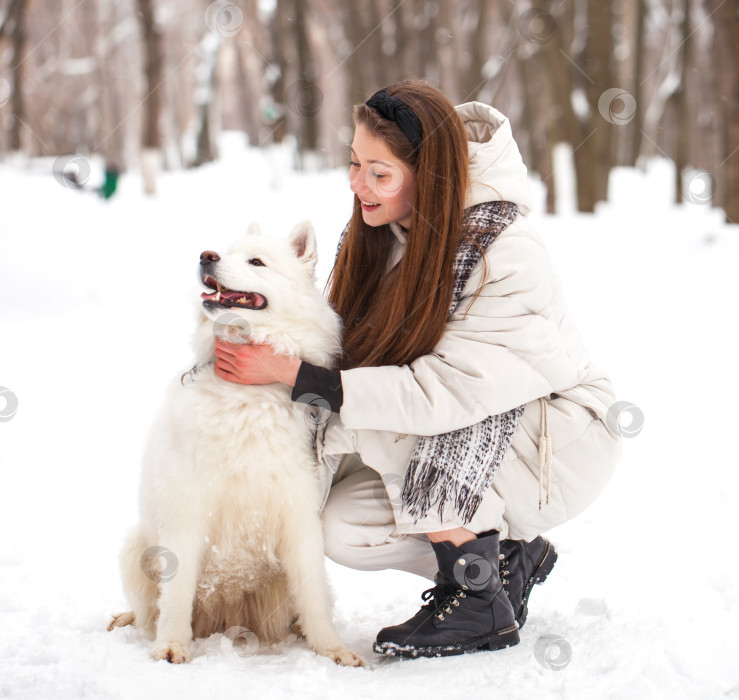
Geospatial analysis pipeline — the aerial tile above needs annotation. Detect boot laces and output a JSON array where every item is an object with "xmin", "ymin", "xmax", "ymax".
[
  {"xmin": 420, "ymin": 583, "xmax": 467, "ymax": 621},
  {"xmin": 499, "ymin": 552, "xmax": 510, "ymax": 591}
]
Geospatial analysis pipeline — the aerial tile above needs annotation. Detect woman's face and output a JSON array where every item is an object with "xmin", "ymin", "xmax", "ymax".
[{"xmin": 349, "ymin": 124, "xmax": 416, "ymax": 229}]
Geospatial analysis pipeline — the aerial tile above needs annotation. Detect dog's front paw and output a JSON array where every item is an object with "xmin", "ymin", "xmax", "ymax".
[
  {"xmin": 318, "ymin": 646, "xmax": 365, "ymax": 667},
  {"xmin": 151, "ymin": 641, "xmax": 192, "ymax": 664}
]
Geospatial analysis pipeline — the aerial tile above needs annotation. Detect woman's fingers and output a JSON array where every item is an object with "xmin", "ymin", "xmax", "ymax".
[
  {"xmin": 212, "ymin": 339, "xmax": 297, "ymax": 387},
  {"xmin": 214, "ymin": 362, "xmax": 237, "ymax": 382},
  {"xmin": 215, "ymin": 339, "xmax": 244, "ymax": 382},
  {"xmin": 214, "ymin": 338, "xmax": 274, "ymax": 384},
  {"xmin": 214, "ymin": 337, "xmax": 242, "ymax": 360}
]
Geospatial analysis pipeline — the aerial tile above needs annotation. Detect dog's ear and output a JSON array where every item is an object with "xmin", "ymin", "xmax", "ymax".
[
  {"xmin": 247, "ymin": 221, "xmax": 261, "ymax": 236},
  {"xmin": 288, "ymin": 220, "xmax": 317, "ymax": 269}
]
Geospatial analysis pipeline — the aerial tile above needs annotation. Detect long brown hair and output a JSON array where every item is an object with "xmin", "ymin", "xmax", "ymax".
[{"xmin": 327, "ymin": 79, "xmax": 470, "ymax": 370}]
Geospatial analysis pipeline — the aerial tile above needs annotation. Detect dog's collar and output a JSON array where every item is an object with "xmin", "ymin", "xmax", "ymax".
[{"xmin": 180, "ymin": 360, "xmax": 215, "ymax": 386}]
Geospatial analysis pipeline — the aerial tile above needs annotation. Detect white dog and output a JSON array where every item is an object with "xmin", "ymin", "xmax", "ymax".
[{"xmin": 108, "ymin": 221, "xmax": 363, "ymax": 667}]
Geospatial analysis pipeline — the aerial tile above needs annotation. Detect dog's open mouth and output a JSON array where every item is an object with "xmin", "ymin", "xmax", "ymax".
[{"xmin": 200, "ymin": 274, "xmax": 268, "ymax": 310}]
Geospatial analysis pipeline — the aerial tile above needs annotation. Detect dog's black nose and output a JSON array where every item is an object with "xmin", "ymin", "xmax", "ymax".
[{"xmin": 200, "ymin": 250, "xmax": 220, "ymax": 265}]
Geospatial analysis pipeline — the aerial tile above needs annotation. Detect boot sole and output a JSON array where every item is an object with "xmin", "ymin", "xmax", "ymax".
[
  {"xmin": 517, "ymin": 541, "xmax": 558, "ymax": 629},
  {"xmin": 372, "ymin": 625, "xmax": 520, "ymax": 659}
]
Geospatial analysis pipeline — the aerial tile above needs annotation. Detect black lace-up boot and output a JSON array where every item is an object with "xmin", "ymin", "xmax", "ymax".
[
  {"xmin": 498, "ymin": 536, "xmax": 558, "ymax": 628},
  {"xmin": 373, "ymin": 530, "xmax": 519, "ymax": 658}
]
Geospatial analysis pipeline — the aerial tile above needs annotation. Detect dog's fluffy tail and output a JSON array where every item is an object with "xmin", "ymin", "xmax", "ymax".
[{"xmin": 192, "ymin": 573, "xmax": 294, "ymax": 645}]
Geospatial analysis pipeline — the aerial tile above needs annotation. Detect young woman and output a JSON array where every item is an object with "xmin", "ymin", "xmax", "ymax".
[{"xmin": 214, "ymin": 79, "xmax": 622, "ymax": 658}]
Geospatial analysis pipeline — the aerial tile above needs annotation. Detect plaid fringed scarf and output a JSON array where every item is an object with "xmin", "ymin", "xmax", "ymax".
[
  {"xmin": 335, "ymin": 201, "xmax": 526, "ymax": 525},
  {"xmin": 401, "ymin": 201, "xmax": 525, "ymax": 524}
]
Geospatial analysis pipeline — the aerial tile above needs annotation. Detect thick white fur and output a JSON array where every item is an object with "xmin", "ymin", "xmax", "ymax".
[{"xmin": 108, "ymin": 222, "xmax": 363, "ymax": 667}]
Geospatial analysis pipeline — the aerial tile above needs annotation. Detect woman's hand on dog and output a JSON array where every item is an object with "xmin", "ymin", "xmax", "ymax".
[{"xmin": 214, "ymin": 338, "xmax": 301, "ymax": 387}]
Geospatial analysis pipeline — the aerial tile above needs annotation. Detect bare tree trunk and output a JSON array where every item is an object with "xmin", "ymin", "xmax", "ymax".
[
  {"xmin": 0, "ymin": 0, "xmax": 27, "ymax": 153},
  {"xmin": 95, "ymin": 0, "xmax": 125, "ymax": 171},
  {"xmin": 136, "ymin": 0, "xmax": 163, "ymax": 194},
  {"xmin": 392, "ymin": 0, "xmax": 411, "ymax": 81},
  {"xmin": 294, "ymin": 0, "xmax": 320, "ymax": 166},
  {"xmin": 582, "ymin": 0, "xmax": 613, "ymax": 209},
  {"xmin": 238, "ymin": 0, "xmax": 271, "ymax": 146},
  {"xmin": 674, "ymin": 0, "xmax": 692, "ymax": 204},
  {"xmin": 233, "ymin": 39, "xmax": 259, "ymax": 146},
  {"xmin": 345, "ymin": 0, "xmax": 368, "ymax": 106},
  {"xmin": 705, "ymin": 4, "xmax": 724, "ymax": 210},
  {"xmin": 629, "ymin": 0, "xmax": 647, "ymax": 165},
  {"xmin": 461, "ymin": 0, "xmax": 493, "ymax": 102},
  {"xmin": 193, "ymin": 33, "xmax": 222, "ymax": 167},
  {"xmin": 535, "ymin": 1, "xmax": 592, "ymax": 212},
  {"xmin": 520, "ymin": 47, "xmax": 556, "ymax": 214},
  {"xmin": 269, "ymin": 0, "xmax": 291, "ymax": 144},
  {"xmin": 710, "ymin": 0, "xmax": 739, "ymax": 223},
  {"xmin": 413, "ymin": 0, "xmax": 439, "ymax": 84},
  {"xmin": 642, "ymin": 4, "xmax": 682, "ymax": 161},
  {"xmin": 436, "ymin": 0, "xmax": 461, "ymax": 103},
  {"xmin": 365, "ymin": 0, "xmax": 386, "ymax": 88}
]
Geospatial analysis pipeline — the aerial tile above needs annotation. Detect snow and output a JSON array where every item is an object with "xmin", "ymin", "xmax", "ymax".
[{"xmin": 1, "ymin": 135, "xmax": 738, "ymax": 699}]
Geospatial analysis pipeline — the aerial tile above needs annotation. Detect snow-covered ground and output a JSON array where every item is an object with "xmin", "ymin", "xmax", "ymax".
[{"xmin": 1, "ymin": 137, "xmax": 737, "ymax": 699}]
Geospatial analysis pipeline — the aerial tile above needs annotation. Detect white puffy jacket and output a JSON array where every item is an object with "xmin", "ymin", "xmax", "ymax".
[{"xmin": 317, "ymin": 102, "xmax": 621, "ymax": 540}]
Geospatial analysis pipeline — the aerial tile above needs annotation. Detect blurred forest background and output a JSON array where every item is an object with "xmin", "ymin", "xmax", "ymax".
[{"xmin": 0, "ymin": 0, "xmax": 737, "ymax": 221}]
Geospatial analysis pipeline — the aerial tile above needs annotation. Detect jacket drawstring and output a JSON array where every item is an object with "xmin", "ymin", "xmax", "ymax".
[{"xmin": 538, "ymin": 396, "xmax": 552, "ymax": 510}]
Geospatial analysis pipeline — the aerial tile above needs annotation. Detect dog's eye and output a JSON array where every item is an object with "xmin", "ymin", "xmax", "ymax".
[{"xmin": 248, "ymin": 258, "xmax": 266, "ymax": 267}]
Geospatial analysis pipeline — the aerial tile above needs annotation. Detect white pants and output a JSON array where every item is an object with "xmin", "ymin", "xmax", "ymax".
[
  {"xmin": 320, "ymin": 397, "xmax": 621, "ymax": 580},
  {"xmin": 320, "ymin": 455, "xmax": 439, "ymax": 580},
  {"xmin": 320, "ymin": 452, "xmax": 510, "ymax": 581}
]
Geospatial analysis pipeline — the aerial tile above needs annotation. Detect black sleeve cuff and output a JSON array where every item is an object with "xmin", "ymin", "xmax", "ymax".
[{"xmin": 290, "ymin": 361, "xmax": 343, "ymax": 413}]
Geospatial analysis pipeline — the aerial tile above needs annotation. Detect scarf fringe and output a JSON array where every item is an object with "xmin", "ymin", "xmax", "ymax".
[{"xmin": 401, "ymin": 405, "xmax": 525, "ymax": 524}]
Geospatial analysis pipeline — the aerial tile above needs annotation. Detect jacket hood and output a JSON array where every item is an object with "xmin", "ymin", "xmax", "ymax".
[{"xmin": 456, "ymin": 102, "xmax": 534, "ymax": 216}]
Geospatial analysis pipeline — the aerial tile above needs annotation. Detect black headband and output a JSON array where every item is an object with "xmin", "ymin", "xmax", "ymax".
[{"xmin": 365, "ymin": 90, "xmax": 423, "ymax": 152}]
